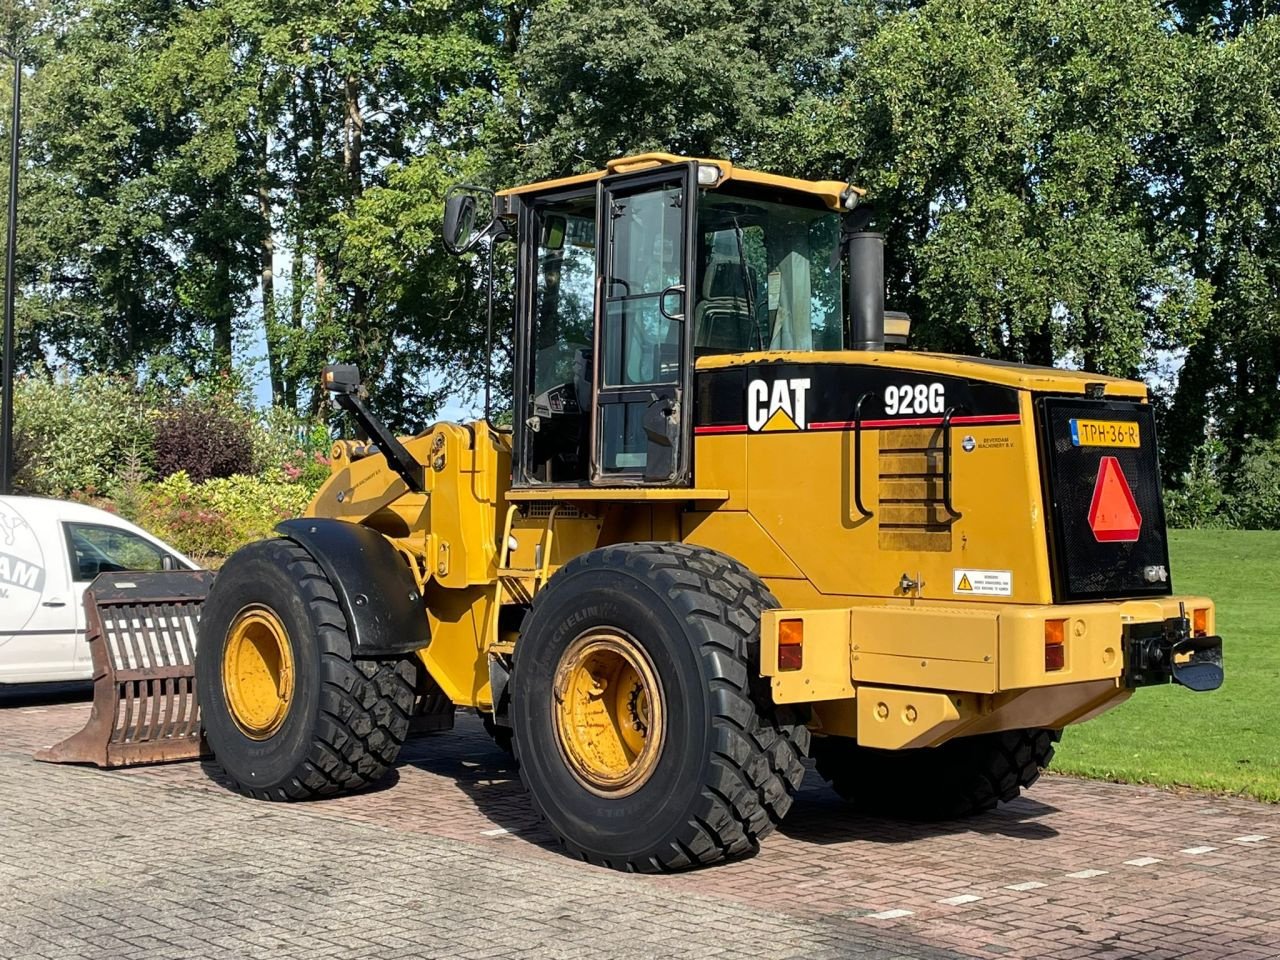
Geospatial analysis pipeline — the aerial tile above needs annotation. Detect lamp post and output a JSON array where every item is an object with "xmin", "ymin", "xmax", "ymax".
[{"xmin": 0, "ymin": 46, "xmax": 19, "ymax": 495}]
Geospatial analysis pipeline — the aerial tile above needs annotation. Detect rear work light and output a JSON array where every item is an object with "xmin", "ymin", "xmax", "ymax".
[
  {"xmin": 1045, "ymin": 619, "xmax": 1066, "ymax": 672},
  {"xmin": 778, "ymin": 619, "xmax": 803, "ymax": 672}
]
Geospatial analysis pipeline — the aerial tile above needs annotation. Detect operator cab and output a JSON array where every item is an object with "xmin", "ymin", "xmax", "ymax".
[{"xmin": 450, "ymin": 154, "xmax": 877, "ymax": 489}]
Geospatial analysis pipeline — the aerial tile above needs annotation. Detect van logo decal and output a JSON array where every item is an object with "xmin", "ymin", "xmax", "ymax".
[{"xmin": 0, "ymin": 503, "xmax": 46, "ymax": 633}]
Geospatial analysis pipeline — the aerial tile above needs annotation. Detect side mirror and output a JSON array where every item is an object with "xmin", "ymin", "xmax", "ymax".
[
  {"xmin": 162, "ymin": 554, "xmax": 177, "ymax": 571},
  {"xmin": 442, "ymin": 184, "xmax": 495, "ymax": 255}
]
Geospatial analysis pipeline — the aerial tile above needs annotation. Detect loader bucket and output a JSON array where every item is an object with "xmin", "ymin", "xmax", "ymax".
[{"xmin": 35, "ymin": 570, "xmax": 215, "ymax": 768}]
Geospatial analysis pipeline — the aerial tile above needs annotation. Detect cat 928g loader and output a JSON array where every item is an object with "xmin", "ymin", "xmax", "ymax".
[{"xmin": 81, "ymin": 153, "xmax": 1228, "ymax": 871}]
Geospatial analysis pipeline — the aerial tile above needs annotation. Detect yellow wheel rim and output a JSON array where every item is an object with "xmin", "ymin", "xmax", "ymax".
[
  {"xmin": 553, "ymin": 630, "xmax": 664, "ymax": 797},
  {"xmin": 222, "ymin": 605, "xmax": 295, "ymax": 740}
]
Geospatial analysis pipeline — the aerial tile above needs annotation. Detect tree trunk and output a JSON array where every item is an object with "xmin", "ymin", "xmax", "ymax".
[
  {"xmin": 1029, "ymin": 307, "xmax": 1054, "ymax": 367},
  {"xmin": 213, "ymin": 253, "xmax": 233, "ymax": 372},
  {"xmin": 258, "ymin": 102, "xmax": 282, "ymax": 406},
  {"xmin": 1081, "ymin": 302, "xmax": 1101, "ymax": 373},
  {"xmin": 343, "ymin": 70, "xmax": 371, "ymax": 377}
]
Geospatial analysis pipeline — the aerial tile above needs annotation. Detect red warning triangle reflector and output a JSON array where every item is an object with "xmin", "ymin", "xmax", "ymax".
[{"xmin": 1087, "ymin": 455, "xmax": 1143, "ymax": 543}]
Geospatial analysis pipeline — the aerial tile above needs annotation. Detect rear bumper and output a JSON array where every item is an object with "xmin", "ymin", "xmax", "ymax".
[{"xmin": 761, "ymin": 595, "xmax": 1220, "ymax": 750}]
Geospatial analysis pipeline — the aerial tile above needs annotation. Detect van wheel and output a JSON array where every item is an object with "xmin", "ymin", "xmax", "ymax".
[
  {"xmin": 510, "ymin": 543, "xmax": 809, "ymax": 871},
  {"xmin": 196, "ymin": 538, "xmax": 416, "ymax": 800}
]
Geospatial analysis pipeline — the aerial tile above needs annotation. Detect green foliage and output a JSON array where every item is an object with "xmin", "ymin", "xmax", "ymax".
[
  {"xmin": 766, "ymin": 0, "xmax": 1214, "ymax": 374},
  {"xmin": 519, "ymin": 0, "xmax": 844, "ymax": 173},
  {"xmin": 132, "ymin": 471, "xmax": 313, "ymax": 562},
  {"xmin": 1227, "ymin": 438, "xmax": 1280, "ymax": 530},
  {"xmin": 16, "ymin": 0, "xmax": 254, "ymax": 372},
  {"xmin": 1164, "ymin": 439, "xmax": 1228, "ymax": 529},
  {"xmin": 1161, "ymin": 19, "xmax": 1280, "ymax": 484},
  {"xmin": 12, "ymin": 372, "xmax": 155, "ymax": 497},
  {"xmin": 5, "ymin": 0, "xmax": 1280, "ymax": 528},
  {"xmin": 1163, "ymin": 436, "xmax": 1280, "ymax": 530},
  {"xmin": 252, "ymin": 406, "xmax": 333, "ymax": 492}
]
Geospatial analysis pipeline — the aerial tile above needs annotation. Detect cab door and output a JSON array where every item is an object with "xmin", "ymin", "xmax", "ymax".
[{"xmin": 591, "ymin": 164, "xmax": 695, "ymax": 484}]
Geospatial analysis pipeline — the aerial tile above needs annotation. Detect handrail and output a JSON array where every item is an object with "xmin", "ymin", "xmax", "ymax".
[
  {"xmin": 941, "ymin": 406, "xmax": 963, "ymax": 520},
  {"xmin": 852, "ymin": 391, "xmax": 874, "ymax": 520}
]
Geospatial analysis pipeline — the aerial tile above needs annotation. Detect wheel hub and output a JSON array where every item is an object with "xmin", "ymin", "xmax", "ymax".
[
  {"xmin": 552, "ymin": 630, "xmax": 664, "ymax": 796},
  {"xmin": 222, "ymin": 605, "xmax": 295, "ymax": 740}
]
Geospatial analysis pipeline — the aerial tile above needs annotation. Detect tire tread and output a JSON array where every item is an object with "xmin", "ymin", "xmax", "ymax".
[
  {"xmin": 210, "ymin": 538, "xmax": 416, "ymax": 801},
  {"xmin": 514, "ymin": 541, "xmax": 810, "ymax": 872},
  {"xmin": 814, "ymin": 727, "xmax": 1060, "ymax": 820}
]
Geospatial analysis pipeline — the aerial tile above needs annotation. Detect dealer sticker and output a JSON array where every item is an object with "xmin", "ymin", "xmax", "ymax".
[{"xmin": 953, "ymin": 568, "xmax": 1013, "ymax": 596}]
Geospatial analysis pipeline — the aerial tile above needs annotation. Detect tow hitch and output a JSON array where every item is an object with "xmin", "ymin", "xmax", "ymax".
[{"xmin": 1127, "ymin": 606, "xmax": 1224, "ymax": 692}]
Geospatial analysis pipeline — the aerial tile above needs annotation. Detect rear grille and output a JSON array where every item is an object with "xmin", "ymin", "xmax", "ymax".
[
  {"xmin": 878, "ymin": 426, "xmax": 952, "ymax": 553},
  {"xmin": 1038, "ymin": 396, "xmax": 1171, "ymax": 601},
  {"xmin": 521, "ymin": 501, "xmax": 590, "ymax": 519}
]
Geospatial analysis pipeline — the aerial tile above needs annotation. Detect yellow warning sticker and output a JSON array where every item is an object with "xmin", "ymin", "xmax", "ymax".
[{"xmin": 953, "ymin": 568, "xmax": 1012, "ymax": 596}]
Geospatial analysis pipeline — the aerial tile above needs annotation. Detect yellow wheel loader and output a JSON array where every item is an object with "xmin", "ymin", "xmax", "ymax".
[{"xmin": 47, "ymin": 153, "xmax": 1225, "ymax": 871}]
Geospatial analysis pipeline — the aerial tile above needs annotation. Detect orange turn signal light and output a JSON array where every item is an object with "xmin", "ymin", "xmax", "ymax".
[
  {"xmin": 778, "ymin": 619, "xmax": 803, "ymax": 672},
  {"xmin": 1045, "ymin": 619, "xmax": 1066, "ymax": 671},
  {"xmin": 1193, "ymin": 608, "xmax": 1208, "ymax": 637}
]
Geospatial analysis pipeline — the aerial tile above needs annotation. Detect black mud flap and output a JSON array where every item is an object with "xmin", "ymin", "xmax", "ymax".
[
  {"xmin": 1170, "ymin": 635, "xmax": 1224, "ymax": 692},
  {"xmin": 275, "ymin": 518, "xmax": 429, "ymax": 658}
]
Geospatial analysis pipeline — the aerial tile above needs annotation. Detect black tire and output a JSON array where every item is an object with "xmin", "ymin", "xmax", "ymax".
[
  {"xmin": 196, "ymin": 538, "xmax": 417, "ymax": 800},
  {"xmin": 510, "ymin": 542, "xmax": 810, "ymax": 872},
  {"xmin": 481, "ymin": 713, "xmax": 515, "ymax": 756},
  {"xmin": 813, "ymin": 727, "xmax": 1061, "ymax": 821}
]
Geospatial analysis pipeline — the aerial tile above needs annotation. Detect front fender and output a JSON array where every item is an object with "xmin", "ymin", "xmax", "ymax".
[{"xmin": 275, "ymin": 519, "xmax": 429, "ymax": 658}]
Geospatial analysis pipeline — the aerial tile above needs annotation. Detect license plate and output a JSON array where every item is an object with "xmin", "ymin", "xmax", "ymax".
[{"xmin": 1070, "ymin": 419, "xmax": 1140, "ymax": 448}]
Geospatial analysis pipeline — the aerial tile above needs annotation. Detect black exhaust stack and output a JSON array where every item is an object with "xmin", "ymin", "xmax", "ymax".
[{"xmin": 848, "ymin": 232, "xmax": 885, "ymax": 351}]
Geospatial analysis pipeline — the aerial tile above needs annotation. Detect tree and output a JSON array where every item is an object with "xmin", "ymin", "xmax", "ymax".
[
  {"xmin": 16, "ymin": 0, "xmax": 257, "ymax": 375},
  {"xmin": 1160, "ymin": 18, "xmax": 1280, "ymax": 481},
  {"xmin": 766, "ymin": 0, "xmax": 1212, "ymax": 376},
  {"xmin": 5, "ymin": 0, "xmax": 1279, "ymax": 528}
]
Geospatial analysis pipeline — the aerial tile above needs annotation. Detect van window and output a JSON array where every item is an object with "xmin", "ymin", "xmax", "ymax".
[{"xmin": 63, "ymin": 522, "xmax": 167, "ymax": 582}]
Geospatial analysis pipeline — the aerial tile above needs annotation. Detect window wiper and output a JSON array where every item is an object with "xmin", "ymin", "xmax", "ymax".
[{"xmin": 731, "ymin": 217, "xmax": 761, "ymax": 350}]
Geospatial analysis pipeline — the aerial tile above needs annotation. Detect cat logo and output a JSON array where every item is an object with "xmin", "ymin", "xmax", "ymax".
[{"xmin": 747, "ymin": 378, "xmax": 811, "ymax": 432}]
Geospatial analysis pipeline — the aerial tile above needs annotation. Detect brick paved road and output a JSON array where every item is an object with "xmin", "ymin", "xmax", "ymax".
[{"xmin": 3, "ymin": 694, "xmax": 1279, "ymax": 960}]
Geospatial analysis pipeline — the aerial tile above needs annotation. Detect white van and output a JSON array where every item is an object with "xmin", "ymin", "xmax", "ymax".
[{"xmin": 0, "ymin": 495, "xmax": 198, "ymax": 684}]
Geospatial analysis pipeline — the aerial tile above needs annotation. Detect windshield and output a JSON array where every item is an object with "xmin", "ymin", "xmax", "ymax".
[{"xmin": 693, "ymin": 191, "xmax": 844, "ymax": 356}]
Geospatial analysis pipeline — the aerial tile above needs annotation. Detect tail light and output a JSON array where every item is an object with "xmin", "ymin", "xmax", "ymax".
[
  {"xmin": 1045, "ymin": 619, "xmax": 1066, "ymax": 671},
  {"xmin": 1193, "ymin": 608, "xmax": 1208, "ymax": 637},
  {"xmin": 778, "ymin": 619, "xmax": 803, "ymax": 671}
]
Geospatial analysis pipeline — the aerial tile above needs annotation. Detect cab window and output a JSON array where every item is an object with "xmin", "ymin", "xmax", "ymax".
[
  {"xmin": 63, "ymin": 522, "xmax": 167, "ymax": 582},
  {"xmin": 525, "ymin": 192, "xmax": 597, "ymax": 483},
  {"xmin": 693, "ymin": 190, "xmax": 844, "ymax": 355}
]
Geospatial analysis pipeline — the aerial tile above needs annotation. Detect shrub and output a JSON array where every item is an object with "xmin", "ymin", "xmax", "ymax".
[
  {"xmin": 153, "ymin": 393, "xmax": 257, "ymax": 483},
  {"xmin": 1164, "ymin": 439, "xmax": 1228, "ymax": 529},
  {"xmin": 253, "ymin": 406, "xmax": 332, "ymax": 492},
  {"xmin": 133, "ymin": 471, "xmax": 313, "ymax": 562},
  {"xmin": 1228, "ymin": 438, "xmax": 1280, "ymax": 530},
  {"xmin": 12, "ymin": 372, "xmax": 155, "ymax": 497}
]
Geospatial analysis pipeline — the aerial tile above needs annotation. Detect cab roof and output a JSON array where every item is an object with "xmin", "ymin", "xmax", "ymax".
[{"xmin": 496, "ymin": 152, "xmax": 862, "ymax": 212}]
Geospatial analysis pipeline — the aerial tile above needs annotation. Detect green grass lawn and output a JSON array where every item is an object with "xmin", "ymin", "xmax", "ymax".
[{"xmin": 1053, "ymin": 529, "xmax": 1280, "ymax": 802}]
